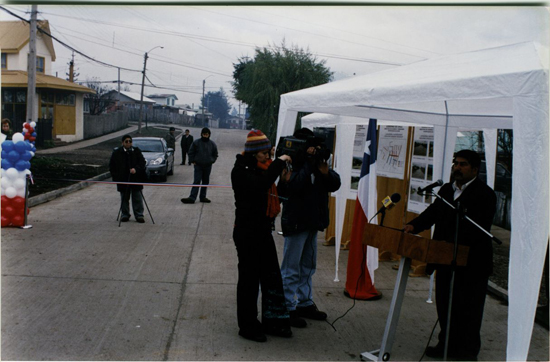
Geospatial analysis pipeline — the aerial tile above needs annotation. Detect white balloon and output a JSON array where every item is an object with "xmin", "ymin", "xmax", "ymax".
[
  {"xmin": 1, "ymin": 177, "xmax": 11, "ymax": 190},
  {"xmin": 14, "ymin": 178, "xmax": 26, "ymax": 190},
  {"xmin": 22, "ymin": 128, "xmax": 27, "ymax": 134},
  {"xmin": 30, "ymin": 121, "xmax": 37, "ymax": 128},
  {"xmin": 15, "ymin": 188, "xmax": 26, "ymax": 198},
  {"xmin": 5, "ymin": 187, "xmax": 16, "ymax": 198},
  {"xmin": 6, "ymin": 168, "xmax": 18, "ymax": 180},
  {"xmin": 12, "ymin": 133, "xmax": 24, "ymax": 143}
]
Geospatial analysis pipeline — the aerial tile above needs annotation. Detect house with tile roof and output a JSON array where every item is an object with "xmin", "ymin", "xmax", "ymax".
[{"xmin": 0, "ymin": 20, "xmax": 94, "ymax": 143}]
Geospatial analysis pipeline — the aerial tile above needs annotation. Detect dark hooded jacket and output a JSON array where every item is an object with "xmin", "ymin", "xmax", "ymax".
[{"xmin": 109, "ymin": 146, "xmax": 147, "ymax": 192}]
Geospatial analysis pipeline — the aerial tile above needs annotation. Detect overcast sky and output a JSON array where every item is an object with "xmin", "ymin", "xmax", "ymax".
[{"xmin": 1, "ymin": 4, "xmax": 548, "ymax": 111}]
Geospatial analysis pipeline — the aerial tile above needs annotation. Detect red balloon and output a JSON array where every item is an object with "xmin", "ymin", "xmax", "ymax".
[
  {"xmin": 3, "ymin": 206, "xmax": 15, "ymax": 219},
  {"xmin": 1, "ymin": 215, "xmax": 10, "ymax": 227},
  {"xmin": 29, "ymin": 137, "xmax": 36, "ymax": 142},
  {"xmin": 1, "ymin": 195, "xmax": 9, "ymax": 209},
  {"xmin": 12, "ymin": 197, "xmax": 25, "ymax": 211},
  {"xmin": 27, "ymin": 127, "xmax": 34, "ymax": 133},
  {"xmin": 11, "ymin": 215, "xmax": 24, "ymax": 227}
]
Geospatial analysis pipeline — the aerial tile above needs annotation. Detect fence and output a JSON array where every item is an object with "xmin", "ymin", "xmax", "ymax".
[
  {"xmin": 125, "ymin": 108, "xmax": 196, "ymax": 127},
  {"xmin": 83, "ymin": 111, "xmax": 129, "ymax": 139}
]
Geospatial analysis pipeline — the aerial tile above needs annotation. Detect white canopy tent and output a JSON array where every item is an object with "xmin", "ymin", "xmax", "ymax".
[{"xmin": 276, "ymin": 42, "xmax": 549, "ymax": 361}]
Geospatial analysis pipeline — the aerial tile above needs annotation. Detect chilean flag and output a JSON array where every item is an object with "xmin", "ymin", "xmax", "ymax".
[{"xmin": 345, "ymin": 119, "xmax": 381, "ymax": 299}]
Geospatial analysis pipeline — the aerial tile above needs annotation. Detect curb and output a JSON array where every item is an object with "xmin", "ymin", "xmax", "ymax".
[{"xmin": 28, "ymin": 172, "xmax": 111, "ymax": 207}]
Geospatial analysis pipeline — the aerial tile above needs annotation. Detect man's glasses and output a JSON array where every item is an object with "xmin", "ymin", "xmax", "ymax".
[{"xmin": 124, "ymin": 140, "xmax": 132, "ymax": 144}]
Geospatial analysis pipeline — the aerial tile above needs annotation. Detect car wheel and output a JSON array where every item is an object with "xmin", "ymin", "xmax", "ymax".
[
  {"xmin": 160, "ymin": 166, "xmax": 168, "ymax": 182},
  {"xmin": 167, "ymin": 162, "xmax": 174, "ymax": 176}
]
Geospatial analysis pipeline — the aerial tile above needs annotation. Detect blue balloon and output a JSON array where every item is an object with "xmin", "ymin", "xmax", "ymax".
[
  {"xmin": 20, "ymin": 150, "xmax": 33, "ymax": 161},
  {"xmin": 2, "ymin": 140, "xmax": 14, "ymax": 152},
  {"xmin": 25, "ymin": 141, "xmax": 32, "ymax": 151},
  {"xmin": 1, "ymin": 159, "xmax": 12, "ymax": 170},
  {"xmin": 1, "ymin": 150, "xmax": 7, "ymax": 159},
  {"xmin": 8, "ymin": 150, "xmax": 19, "ymax": 163},
  {"xmin": 14, "ymin": 141, "xmax": 26, "ymax": 153},
  {"xmin": 15, "ymin": 160, "xmax": 27, "ymax": 171},
  {"xmin": 31, "ymin": 132, "xmax": 37, "ymax": 137}
]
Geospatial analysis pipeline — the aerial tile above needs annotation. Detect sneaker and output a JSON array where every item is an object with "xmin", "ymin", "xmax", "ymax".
[
  {"xmin": 200, "ymin": 198, "xmax": 211, "ymax": 203},
  {"xmin": 136, "ymin": 217, "xmax": 145, "ymax": 223},
  {"xmin": 120, "ymin": 216, "xmax": 130, "ymax": 222},
  {"xmin": 296, "ymin": 303, "xmax": 327, "ymax": 321},
  {"xmin": 238, "ymin": 329, "xmax": 267, "ymax": 342},
  {"xmin": 181, "ymin": 198, "xmax": 195, "ymax": 204},
  {"xmin": 289, "ymin": 310, "xmax": 307, "ymax": 328}
]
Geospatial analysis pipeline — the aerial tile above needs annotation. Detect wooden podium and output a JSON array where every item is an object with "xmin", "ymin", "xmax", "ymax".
[{"xmin": 360, "ymin": 224, "xmax": 469, "ymax": 362}]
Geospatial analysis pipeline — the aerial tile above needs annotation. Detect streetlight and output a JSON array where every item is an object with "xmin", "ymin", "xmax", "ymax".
[
  {"xmin": 138, "ymin": 46, "xmax": 163, "ymax": 134},
  {"xmin": 202, "ymin": 75, "xmax": 213, "ymax": 127}
]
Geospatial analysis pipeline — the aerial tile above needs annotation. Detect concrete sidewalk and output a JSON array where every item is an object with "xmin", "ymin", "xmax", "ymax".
[{"xmin": 2, "ymin": 127, "xmax": 548, "ymax": 361}]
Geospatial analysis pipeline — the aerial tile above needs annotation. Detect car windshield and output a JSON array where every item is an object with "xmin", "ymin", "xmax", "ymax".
[{"xmin": 133, "ymin": 140, "xmax": 163, "ymax": 153}]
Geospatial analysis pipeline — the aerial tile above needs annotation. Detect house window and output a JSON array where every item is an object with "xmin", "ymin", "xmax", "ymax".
[
  {"xmin": 1, "ymin": 53, "xmax": 6, "ymax": 69},
  {"xmin": 36, "ymin": 56, "xmax": 45, "ymax": 73}
]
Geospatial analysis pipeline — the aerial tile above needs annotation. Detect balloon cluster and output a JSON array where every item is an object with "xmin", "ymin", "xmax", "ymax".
[{"xmin": 1, "ymin": 122, "xmax": 36, "ymax": 227}]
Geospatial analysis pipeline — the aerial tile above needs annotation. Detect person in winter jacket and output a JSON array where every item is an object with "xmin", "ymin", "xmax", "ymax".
[
  {"xmin": 181, "ymin": 127, "xmax": 218, "ymax": 204},
  {"xmin": 180, "ymin": 129, "xmax": 194, "ymax": 165},
  {"xmin": 109, "ymin": 134, "xmax": 147, "ymax": 223},
  {"xmin": 278, "ymin": 127, "xmax": 341, "ymax": 328},
  {"xmin": 231, "ymin": 129, "xmax": 293, "ymax": 342}
]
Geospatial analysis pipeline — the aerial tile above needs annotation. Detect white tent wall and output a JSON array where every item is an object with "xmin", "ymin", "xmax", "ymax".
[{"xmin": 275, "ymin": 42, "xmax": 549, "ymax": 361}]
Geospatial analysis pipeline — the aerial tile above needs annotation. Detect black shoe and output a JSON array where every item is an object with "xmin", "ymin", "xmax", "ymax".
[
  {"xmin": 120, "ymin": 216, "xmax": 130, "ymax": 222},
  {"xmin": 181, "ymin": 198, "xmax": 195, "ymax": 204},
  {"xmin": 136, "ymin": 217, "xmax": 145, "ymax": 223},
  {"xmin": 425, "ymin": 344, "xmax": 444, "ymax": 358},
  {"xmin": 289, "ymin": 310, "xmax": 307, "ymax": 328},
  {"xmin": 238, "ymin": 329, "xmax": 267, "ymax": 342},
  {"xmin": 200, "ymin": 198, "xmax": 211, "ymax": 203},
  {"xmin": 263, "ymin": 325, "xmax": 292, "ymax": 338},
  {"xmin": 296, "ymin": 303, "xmax": 327, "ymax": 321}
]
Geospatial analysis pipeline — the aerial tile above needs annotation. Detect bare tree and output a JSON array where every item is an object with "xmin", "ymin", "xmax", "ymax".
[{"xmin": 83, "ymin": 77, "xmax": 116, "ymax": 115}]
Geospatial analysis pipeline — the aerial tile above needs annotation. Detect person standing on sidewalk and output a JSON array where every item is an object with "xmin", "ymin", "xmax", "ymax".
[
  {"xmin": 181, "ymin": 127, "xmax": 218, "ymax": 204},
  {"xmin": 164, "ymin": 127, "xmax": 176, "ymax": 150},
  {"xmin": 109, "ymin": 134, "xmax": 148, "ymax": 223},
  {"xmin": 180, "ymin": 129, "xmax": 193, "ymax": 165},
  {"xmin": 231, "ymin": 129, "xmax": 293, "ymax": 342},
  {"xmin": 277, "ymin": 127, "xmax": 341, "ymax": 328}
]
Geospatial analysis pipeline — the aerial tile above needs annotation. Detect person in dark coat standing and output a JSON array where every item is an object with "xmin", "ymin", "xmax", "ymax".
[
  {"xmin": 278, "ymin": 127, "xmax": 341, "ymax": 328},
  {"xmin": 164, "ymin": 127, "xmax": 176, "ymax": 150},
  {"xmin": 109, "ymin": 134, "xmax": 148, "ymax": 223},
  {"xmin": 231, "ymin": 129, "xmax": 293, "ymax": 342},
  {"xmin": 180, "ymin": 129, "xmax": 193, "ymax": 165},
  {"xmin": 181, "ymin": 127, "xmax": 218, "ymax": 204},
  {"xmin": 404, "ymin": 149, "xmax": 497, "ymax": 361}
]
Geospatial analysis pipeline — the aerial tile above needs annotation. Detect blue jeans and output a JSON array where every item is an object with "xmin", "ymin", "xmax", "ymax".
[
  {"xmin": 189, "ymin": 164, "xmax": 212, "ymax": 201},
  {"xmin": 280, "ymin": 229, "xmax": 318, "ymax": 311}
]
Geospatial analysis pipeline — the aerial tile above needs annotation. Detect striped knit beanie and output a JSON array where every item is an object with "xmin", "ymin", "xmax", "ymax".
[{"xmin": 244, "ymin": 130, "xmax": 271, "ymax": 153}]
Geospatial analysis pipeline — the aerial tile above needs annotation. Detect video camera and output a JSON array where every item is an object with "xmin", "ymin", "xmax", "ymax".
[{"xmin": 275, "ymin": 131, "xmax": 331, "ymax": 168}]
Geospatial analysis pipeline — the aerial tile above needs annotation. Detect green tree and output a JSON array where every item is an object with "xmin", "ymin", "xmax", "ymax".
[
  {"xmin": 202, "ymin": 87, "xmax": 231, "ymax": 123},
  {"xmin": 232, "ymin": 41, "xmax": 332, "ymax": 141}
]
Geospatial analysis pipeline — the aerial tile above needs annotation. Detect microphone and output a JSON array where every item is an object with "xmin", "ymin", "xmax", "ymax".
[
  {"xmin": 417, "ymin": 179, "xmax": 443, "ymax": 194},
  {"xmin": 374, "ymin": 193, "xmax": 401, "ymax": 217}
]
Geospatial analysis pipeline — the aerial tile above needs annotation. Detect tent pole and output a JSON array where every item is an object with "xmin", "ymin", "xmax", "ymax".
[{"xmin": 441, "ymin": 101, "xmax": 450, "ymax": 180}]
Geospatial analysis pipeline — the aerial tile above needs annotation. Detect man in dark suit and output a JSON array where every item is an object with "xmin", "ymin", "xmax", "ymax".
[
  {"xmin": 180, "ymin": 129, "xmax": 194, "ymax": 165},
  {"xmin": 404, "ymin": 150, "xmax": 496, "ymax": 361},
  {"xmin": 109, "ymin": 134, "xmax": 148, "ymax": 223}
]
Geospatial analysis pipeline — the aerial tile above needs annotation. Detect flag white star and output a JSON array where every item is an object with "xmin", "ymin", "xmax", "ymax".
[{"xmin": 364, "ymin": 140, "xmax": 371, "ymax": 155}]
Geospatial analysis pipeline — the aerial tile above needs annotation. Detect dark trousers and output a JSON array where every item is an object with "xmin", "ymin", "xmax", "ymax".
[
  {"xmin": 233, "ymin": 226, "xmax": 290, "ymax": 333},
  {"xmin": 435, "ymin": 266, "xmax": 489, "ymax": 357},
  {"xmin": 189, "ymin": 164, "xmax": 212, "ymax": 201},
  {"xmin": 181, "ymin": 147, "xmax": 189, "ymax": 164}
]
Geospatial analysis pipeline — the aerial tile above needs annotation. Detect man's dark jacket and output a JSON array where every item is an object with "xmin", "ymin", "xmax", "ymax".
[
  {"xmin": 278, "ymin": 161, "xmax": 341, "ymax": 236},
  {"xmin": 180, "ymin": 134, "xmax": 194, "ymax": 150},
  {"xmin": 188, "ymin": 138, "xmax": 218, "ymax": 166},
  {"xmin": 407, "ymin": 177, "xmax": 497, "ymax": 275},
  {"xmin": 109, "ymin": 146, "xmax": 147, "ymax": 192}
]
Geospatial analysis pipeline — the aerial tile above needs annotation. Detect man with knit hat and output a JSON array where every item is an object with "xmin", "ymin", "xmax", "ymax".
[
  {"xmin": 181, "ymin": 127, "xmax": 218, "ymax": 204},
  {"xmin": 231, "ymin": 129, "xmax": 293, "ymax": 342}
]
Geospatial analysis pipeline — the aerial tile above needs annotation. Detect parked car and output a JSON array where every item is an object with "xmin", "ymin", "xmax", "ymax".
[
  {"xmin": 132, "ymin": 137, "xmax": 174, "ymax": 182},
  {"xmin": 478, "ymin": 160, "xmax": 512, "ymax": 194}
]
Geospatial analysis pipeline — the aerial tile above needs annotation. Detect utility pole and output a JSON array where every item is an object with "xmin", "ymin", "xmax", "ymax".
[
  {"xmin": 137, "ymin": 52, "xmax": 148, "ymax": 134},
  {"xmin": 201, "ymin": 79, "xmax": 206, "ymax": 127},
  {"xmin": 69, "ymin": 52, "xmax": 75, "ymax": 82},
  {"xmin": 26, "ymin": 4, "xmax": 38, "ymax": 125}
]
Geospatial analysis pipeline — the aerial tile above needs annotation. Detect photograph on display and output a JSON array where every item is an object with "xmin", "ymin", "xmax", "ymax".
[
  {"xmin": 352, "ymin": 156, "xmax": 363, "ymax": 170},
  {"xmin": 427, "ymin": 164, "xmax": 433, "ymax": 181},
  {"xmin": 428, "ymin": 141, "xmax": 434, "ymax": 158},
  {"xmin": 409, "ymin": 184, "xmax": 423, "ymax": 202},
  {"xmin": 411, "ymin": 162, "xmax": 426, "ymax": 180},
  {"xmin": 413, "ymin": 140, "xmax": 428, "ymax": 156},
  {"xmin": 376, "ymin": 125, "xmax": 408, "ymax": 179}
]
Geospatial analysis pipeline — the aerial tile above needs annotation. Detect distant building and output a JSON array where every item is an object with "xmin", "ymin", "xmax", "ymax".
[
  {"xmin": 0, "ymin": 20, "xmax": 94, "ymax": 142},
  {"xmin": 101, "ymin": 90, "xmax": 156, "ymax": 112},
  {"xmin": 147, "ymin": 94, "xmax": 178, "ymax": 107}
]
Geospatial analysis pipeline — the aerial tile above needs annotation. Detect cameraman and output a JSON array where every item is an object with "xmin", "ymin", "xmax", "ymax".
[{"xmin": 278, "ymin": 127, "xmax": 341, "ymax": 328}]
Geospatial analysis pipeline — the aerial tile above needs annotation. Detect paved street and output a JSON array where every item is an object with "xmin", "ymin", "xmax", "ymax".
[{"xmin": 2, "ymin": 127, "xmax": 548, "ymax": 361}]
